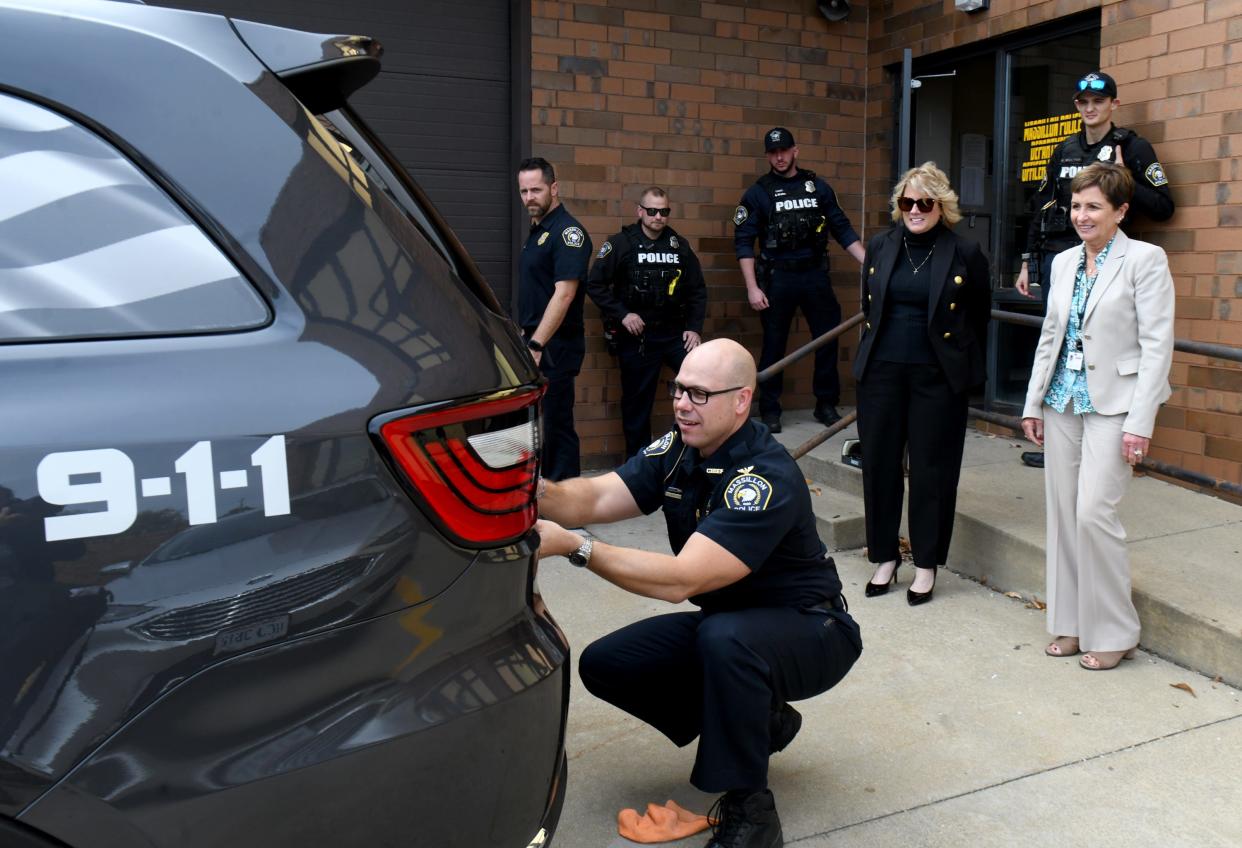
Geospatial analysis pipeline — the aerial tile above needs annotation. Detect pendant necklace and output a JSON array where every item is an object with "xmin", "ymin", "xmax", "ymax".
[{"xmin": 904, "ymin": 237, "xmax": 934, "ymax": 275}]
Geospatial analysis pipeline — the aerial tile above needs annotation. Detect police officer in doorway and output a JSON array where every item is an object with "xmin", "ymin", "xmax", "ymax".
[
  {"xmin": 587, "ymin": 186, "xmax": 708, "ymax": 458},
  {"xmin": 517, "ymin": 157, "xmax": 592, "ymax": 481},
  {"xmin": 1014, "ymin": 72, "xmax": 1173, "ymax": 467},
  {"xmin": 735, "ymin": 127, "xmax": 865, "ymax": 433},
  {"xmin": 536, "ymin": 338, "xmax": 861, "ymax": 848}
]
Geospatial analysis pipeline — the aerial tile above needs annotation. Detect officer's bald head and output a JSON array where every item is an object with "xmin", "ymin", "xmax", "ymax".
[
  {"xmin": 674, "ymin": 340, "xmax": 757, "ymax": 456},
  {"xmin": 693, "ymin": 338, "xmax": 757, "ymax": 392}
]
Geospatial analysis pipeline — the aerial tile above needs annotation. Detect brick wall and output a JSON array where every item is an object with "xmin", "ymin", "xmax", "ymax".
[
  {"xmin": 1097, "ymin": 0, "xmax": 1242, "ymax": 483},
  {"xmin": 530, "ymin": 0, "xmax": 1241, "ymax": 484},
  {"xmin": 530, "ymin": 0, "xmax": 871, "ymax": 468}
]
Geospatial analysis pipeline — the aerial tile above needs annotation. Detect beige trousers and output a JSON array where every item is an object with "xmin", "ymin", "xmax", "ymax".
[{"xmin": 1042, "ymin": 406, "xmax": 1140, "ymax": 651}]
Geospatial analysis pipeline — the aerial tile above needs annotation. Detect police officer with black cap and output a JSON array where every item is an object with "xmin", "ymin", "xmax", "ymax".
[
  {"xmin": 587, "ymin": 186, "xmax": 708, "ymax": 458},
  {"xmin": 536, "ymin": 338, "xmax": 862, "ymax": 848},
  {"xmin": 1014, "ymin": 72, "xmax": 1173, "ymax": 467},
  {"xmin": 517, "ymin": 156, "xmax": 593, "ymax": 480},
  {"xmin": 735, "ymin": 127, "xmax": 865, "ymax": 433}
]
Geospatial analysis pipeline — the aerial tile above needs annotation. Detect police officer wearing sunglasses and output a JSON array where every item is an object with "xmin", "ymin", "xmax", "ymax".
[
  {"xmin": 734, "ymin": 127, "xmax": 865, "ymax": 433},
  {"xmin": 587, "ymin": 187, "xmax": 708, "ymax": 458},
  {"xmin": 1014, "ymin": 71, "xmax": 1173, "ymax": 467},
  {"xmin": 536, "ymin": 338, "xmax": 861, "ymax": 848}
]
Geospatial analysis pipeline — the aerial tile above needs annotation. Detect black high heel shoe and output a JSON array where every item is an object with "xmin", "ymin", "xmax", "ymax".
[
  {"xmin": 906, "ymin": 567, "xmax": 937, "ymax": 606},
  {"xmin": 864, "ymin": 560, "xmax": 901, "ymax": 597}
]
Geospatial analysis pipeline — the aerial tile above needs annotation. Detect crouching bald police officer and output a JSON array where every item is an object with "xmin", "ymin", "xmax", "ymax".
[
  {"xmin": 536, "ymin": 338, "xmax": 862, "ymax": 848},
  {"xmin": 587, "ymin": 186, "xmax": 708, "ymax": 458},
  {"xmin": 1014, "ymin": 71, "xmax": 1173, "ymax": 469},
  {"xmin": 735, "ymin": 127, "xmax": 865, "ymax": 433}
]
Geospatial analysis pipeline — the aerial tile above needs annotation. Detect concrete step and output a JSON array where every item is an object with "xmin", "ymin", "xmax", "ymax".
[
  {"xmin": 806, "ymin": 484, "xmax": 867, "ymax": 552},
  {"xmin": 774, "ymin": 408, "xmax": 1242, "ymax": 687}
]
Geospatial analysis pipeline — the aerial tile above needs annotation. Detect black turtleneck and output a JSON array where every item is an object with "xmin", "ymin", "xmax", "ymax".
[{"xmin": 872, "ymin": 225, "xmax": 942, "ymax": 365}]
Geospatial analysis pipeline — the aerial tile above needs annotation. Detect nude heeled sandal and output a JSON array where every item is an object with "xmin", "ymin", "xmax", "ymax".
[{"xmin": 1079, "ymin": 647, "xmax": 1137, "ymax": 670}]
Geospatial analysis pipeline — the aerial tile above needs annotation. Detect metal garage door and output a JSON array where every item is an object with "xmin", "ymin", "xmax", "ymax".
[{"xmin": 152, "ymin": 0, "xmax": 520, "ymax": 306}]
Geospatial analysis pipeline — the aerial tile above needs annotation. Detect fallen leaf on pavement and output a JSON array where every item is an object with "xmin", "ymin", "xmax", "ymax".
[
  {"xmin": 1025, "ymin": 598, "xmax": 1047, "ymax": 610},
  {"xmin": 1170, "ymin": 683, "xmax": 1196, "ymax": 698},
  {"xmin": 1004, "ymin": 591, "xmax": 1023, "ymax": 599}
]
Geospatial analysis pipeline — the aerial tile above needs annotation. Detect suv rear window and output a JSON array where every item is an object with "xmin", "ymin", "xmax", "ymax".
[{"xmin": 0, "ymin": 93, "xmax": 268, "ymax": 343}]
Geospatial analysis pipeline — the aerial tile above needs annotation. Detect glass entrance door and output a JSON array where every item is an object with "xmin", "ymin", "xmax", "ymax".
[{"xmin": 900, "ymin": 21, "xmax": 1100, "ymax": 410}]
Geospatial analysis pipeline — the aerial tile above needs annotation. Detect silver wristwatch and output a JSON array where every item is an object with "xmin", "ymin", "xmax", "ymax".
[{"xmin": 567, "ymin": 539, "xmax": 593, "ymax": 568}]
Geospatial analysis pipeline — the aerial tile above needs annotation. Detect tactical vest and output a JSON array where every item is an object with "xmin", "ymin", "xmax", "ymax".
[
  {"xmin": 619, "ymin": 225, "xmax": 686, "ymax": 317},
  {"xmin": 759, "ymin": 171, "xmax": 829, "ymax": 254},
  {"xmin": 1042, "ymin": 127, "xmax": 1136, "ymax": 242}
]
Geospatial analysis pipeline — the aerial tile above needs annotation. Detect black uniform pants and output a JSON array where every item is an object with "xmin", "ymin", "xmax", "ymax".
[
  {"xmin": 758, "ymin": 266, "xmax": 842, "ymax": 416},
  {"xmin": 539, "ymin": 336, "xmax": 584, "ymax": 481},
  {"xmin": 617, "ymin": 330, "xmax": 688, "ymax": 458},
  {"xmin": 579, "ymin": 605, "xmax": 861, "ymax": 793},
  {"xmin": 856, "ymin": 360, "xmax": 969, "ymax": 567}
]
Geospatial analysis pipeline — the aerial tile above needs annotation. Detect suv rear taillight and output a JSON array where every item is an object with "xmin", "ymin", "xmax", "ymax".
[{"xmin": 376, "ymin": 387, "xmax": 543, "ymax": 547}]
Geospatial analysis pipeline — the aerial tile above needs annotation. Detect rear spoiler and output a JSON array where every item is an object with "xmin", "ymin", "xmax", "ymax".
[{"xmin": 231, "ymin": 19, "xmax": 382, "ymax": 114}]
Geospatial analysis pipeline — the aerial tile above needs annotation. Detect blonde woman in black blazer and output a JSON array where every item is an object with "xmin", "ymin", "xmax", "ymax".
[{"xmin": 853, "ymin": 162, "xmax": 992, "ymax": 605}]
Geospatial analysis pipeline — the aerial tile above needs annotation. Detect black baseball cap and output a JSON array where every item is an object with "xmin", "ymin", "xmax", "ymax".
[
  {"xmin": 764, "ymin": 127, "xmax": 796, "ymax": 151},
  {"xmin": 1074, "ymin": 71, "xmax": 1118, "ymax": 99}
]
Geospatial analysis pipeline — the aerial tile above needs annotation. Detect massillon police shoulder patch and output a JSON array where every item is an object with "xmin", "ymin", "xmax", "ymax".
[
  {"xmin": 643, "ymin": 431, "xmax": 676, "ymax": 457},
  {"xmin": 724, "ymin": 466, "xmax": 773, "ymax": 511},
  {"xmin": 1145, "ymin": 162, "xmax": 1168, "ymax": 187},
  {"xmin": 562, "ymin": 226, "xmax": 585, "ymax": 248},
  {"xmin": 733, "ymin": 205, "xmax": 748, "ymax": 226},
  {"xmin": 597, "ymin": 241, "xmax": 612, "ymax": 259}
]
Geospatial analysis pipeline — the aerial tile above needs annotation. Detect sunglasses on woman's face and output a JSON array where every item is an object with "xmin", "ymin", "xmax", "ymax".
[{"xmin": 897, "ymin": 196, "xmax": 936, "ymax": 213}]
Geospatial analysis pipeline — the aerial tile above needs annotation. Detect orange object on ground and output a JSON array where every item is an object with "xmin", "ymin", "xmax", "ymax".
[{"xmin": 617, "ymin": 799, "xmax": 712, "ymax": 843}]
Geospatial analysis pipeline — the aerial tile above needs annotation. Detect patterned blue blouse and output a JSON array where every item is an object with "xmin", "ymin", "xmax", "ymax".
[{"xmin": 1044, "ymin": 236, "xmax": 1117, "ymax": 415}]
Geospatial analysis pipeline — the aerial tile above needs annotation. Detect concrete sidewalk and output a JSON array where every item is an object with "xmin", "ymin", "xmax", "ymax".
[
  {"xmin": 540, "ymin": 417, "xmax": 1242, "ymax": 847},
  {"xmin": 543, "ymin": 517, "xmax": 1241, "ymax": 847}
]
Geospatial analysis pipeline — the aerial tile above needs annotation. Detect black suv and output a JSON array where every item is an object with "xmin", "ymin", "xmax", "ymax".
[{"xmin": 0, "ymin": 2, "xmax": 568, "ymax": 846}]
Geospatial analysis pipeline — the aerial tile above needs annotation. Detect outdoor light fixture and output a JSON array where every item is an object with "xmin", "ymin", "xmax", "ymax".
[
  {"xmin": 817, "ymin": 0, "xmax": 850, "ymax": 22},
  {"xmin": 954, "ymin": 0, "xmax": 990, "ymax": 12}
]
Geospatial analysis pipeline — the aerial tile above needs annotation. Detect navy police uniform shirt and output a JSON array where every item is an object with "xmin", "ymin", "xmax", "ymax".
[
  {"xmin": 518, "ymin": 203, "xmax": 592, "ymax": 337},
  {"xmin": 616, "ymin": 419, "xmax": 843, "ymax": 613},
  {"xmin": 733, "ymin": 168, "xmax": 860, "ymax": 263},
  {"xmin": 1027, "ymin": 125, "xmax": 1173, "ymax": 254},
  {"xmin": 586, "ymin": 223, "xmax": 707, "ymax": 334}
]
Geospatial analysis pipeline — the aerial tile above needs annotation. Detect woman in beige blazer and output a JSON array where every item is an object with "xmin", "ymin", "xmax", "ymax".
[{"xmin": 1021, "ymin": 162, "xmax": 1174, "ymax": 671}]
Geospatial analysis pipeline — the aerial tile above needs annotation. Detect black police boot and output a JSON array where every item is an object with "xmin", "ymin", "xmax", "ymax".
[
  {"xmin": 761, "ymin": 414, "xmax": 782, "ymax": 434},
  {"xmin": 1020, "ymin": 451, "xmax": 1045, "ymax": 469},
  {"xmin": 706, "ymin": 789, "xmax": 783, "ymax": 848},
  {"xmin": 813, "ymin": 402, "xmax": 842, "ymax": 428},
  {"xmin": 769, "ymin": 703, "xmax": 802, "ymax": 754}
]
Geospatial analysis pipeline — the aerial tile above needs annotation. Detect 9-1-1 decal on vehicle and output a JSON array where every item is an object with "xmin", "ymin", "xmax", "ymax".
[{"xmin": 36, "ymin": 435, "xmax": 291, "ymax": 541}]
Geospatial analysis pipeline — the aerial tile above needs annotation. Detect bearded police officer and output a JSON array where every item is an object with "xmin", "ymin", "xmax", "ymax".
[
  {"xmin": 587, "ymin": 186, "xmax": 708, "ymax": 458},
  {"xmin": 536, "ymin": 338, "xmax": 861, "ymax": 848},
  {"xmin": 735, "ymin": 127, "xmax": 865, "ymax": 434},
  {"xmin": 1014, "ymin": 72, "xmax": 1173, "ymax": 468},
  {"xmin": 517, "ymin": 157, "xmax": 593, "ymax": 480},
  {"xmin": 1016, "ymin": 71, "xmax": 1174, "ymax": 302}
]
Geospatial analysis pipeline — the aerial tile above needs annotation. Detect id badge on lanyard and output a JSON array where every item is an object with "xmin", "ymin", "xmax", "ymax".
[{"xmin": 1066, "ymin": 343, "xmax": 1084, "ymax": 372}]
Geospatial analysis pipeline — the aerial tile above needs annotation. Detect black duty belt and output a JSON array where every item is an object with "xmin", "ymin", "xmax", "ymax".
[
  {"xmin": 813, "ymin": 594, "xmax": 848, "ymax": 614},
  {"xmin": 769, "ymin": 257, "xmax": 826, "ymax": 272}
]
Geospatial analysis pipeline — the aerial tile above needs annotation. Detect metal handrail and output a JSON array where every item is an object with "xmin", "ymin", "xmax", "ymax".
[
  {"xmin": 992, "ymin": 308, "xmax": 1242, "ymax": 362},
  {"xmin": 765, "ymin": 309, "xmax": 1241, "ymax": 496},
  {"xmin": 756, "ymin": 311, "xmax": 864, "ymax": 384},
  {"xmin": 969, "ymin": 407, "xmax": 1242, "ymax": 498}
]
